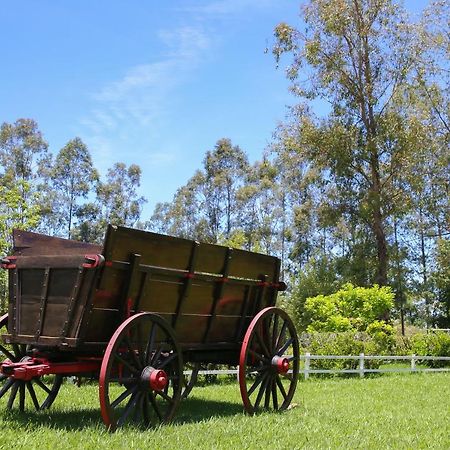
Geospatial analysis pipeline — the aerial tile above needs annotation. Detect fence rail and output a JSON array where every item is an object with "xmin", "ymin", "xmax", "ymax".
[{"xmin": 189, "ymin": 354, "xmax": 450, "ymax": 379}]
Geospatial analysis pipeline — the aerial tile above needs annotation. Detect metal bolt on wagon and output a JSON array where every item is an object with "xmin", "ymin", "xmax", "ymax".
[{"xmin": 0, "ymin": 225, "xmax": 299, "ymax": 430}]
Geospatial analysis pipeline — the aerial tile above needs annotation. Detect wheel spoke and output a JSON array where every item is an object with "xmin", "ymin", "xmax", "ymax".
[
  {"xmin": 142, "ymin": 393, "xmax": 151, "ymax": 425},
  {"xmin": 148, "ymin": 391, "xmax": 163, "ymax": 421},
  {"xmin": 158, "ymin": 352, "xmax": 177, "ymax": 369},
  {"xmin": 275, "ymin": 321, "xmax": 287, "ymax": 350},
  {"xmin": 34, "ymin": 378, "xmax": 51, "ymax": 394},
  {"xmin": 0, "ymin": 377, "xmax": 15, "ymax": 399},
  {"xmin": 272, "ymin": 379, "xmax": 278, "ymax": 410},
  {"xmin": 7, "ymin": 381, "xmax": 19, "ymax": 409},
  {"xmin": 264, "ymin": 377, "xmax": 272, "ymax": 409},
  {"xmin": 114, "ymin": 353, "xmax": 140, "ymax": 375},
  {"xmin": 248, "ymin": 348, "xmax": 269, "ymax": 363},
  {"xmin": 247, "ymin": 371, "xmax": 267, "ymax": 397},
  {"xmin": 0, "ymin": 344, "xmax": 16, "ymax": 361},
  {"xmin": 254, "ymin": 330, "xmax": 271, "ymax": 358},
  {"xmin": 108, "ymin": 377, "xmax": 139, "ymax": 384},
  {"xmin": 254, "ymin": 374, "xmax": 270, "ymax": 410},
  {"xmin": 19, "ymin": 382, "xmax": 25, "ymax": 411},
  {"xmin": 150, "ymin": 345, "xmax": 164, "ymax": 367},
  {"xmin": 111, "ymin": 385, "xmax": 138, "ymax": 408},
  {"xmin": 123, "ymin": 336, "xmax": 143, "ymax": 370},
  {"xmin": 155, "ymin": 389, "xmax": 174, "ymax": 404},
  {"xmin": 132, "ymin": 393, "xmax": 144, "ymax": 422},
  {"xmin": 275, "ymin": 375, "xmax": 287, "ymax": 400},
  {"xmin": 117, "ymin": 391, "xmax": 139, "ymax": 427},
  {"xmin": 26, "ymin": 381, "xmax": 40, "ymax": 410},
  {"xmin": 271, "ymin": 314, "xmax": 279, "ymax": 353},
  {"xmin": 145, "ymin": 323, "xmax": 157, "ymax": 363},
  {"xmin": 136, "ymin": 325, "xmax": 146, "ymax": 367},
  {"xmin": 277, "ymin": 337, "xmax": 293, "ymax": 356}
]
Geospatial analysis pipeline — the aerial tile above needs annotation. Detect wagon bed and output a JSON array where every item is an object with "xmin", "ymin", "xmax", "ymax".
[{"xmin": 1, "ymin": 225, "xmax": 299, "ymax": 430}]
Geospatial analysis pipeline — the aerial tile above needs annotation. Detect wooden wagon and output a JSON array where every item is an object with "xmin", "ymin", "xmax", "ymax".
[{"xmin": 0, "ymin": 225, "xmax": 299, "ymax": 430}]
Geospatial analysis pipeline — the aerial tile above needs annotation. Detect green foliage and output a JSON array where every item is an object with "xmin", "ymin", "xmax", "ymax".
[
  {"xmin": 411, "ymin": 332, "xmax": 450, "ymax": 367},
  {"xmin": 304, "ymin": 283, "xmax": 394, "ymax": 334},
  {"xmin": 300, "ymin": 332, "xmax": 381, "ymax": 370}
]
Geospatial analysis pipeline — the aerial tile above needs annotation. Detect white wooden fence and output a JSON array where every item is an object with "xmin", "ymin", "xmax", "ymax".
[
  {"xmin": 191, "ymin": 354, "xmax": 450, "ymax": 379},
  {"xmin": 299, "ymin": 353, "xmax": 450, "ymax": 379}
]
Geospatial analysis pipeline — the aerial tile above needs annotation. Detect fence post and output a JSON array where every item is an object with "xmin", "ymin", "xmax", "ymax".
[
  {"xmin": 411, "ymin": 354, "xmax": 416, "ymax": 372},
  {"xmin": 304, "ymin": 352, "xmax": 310, "ymax": 380},
  {"xmin": 359, "ymin": 353, "xmax": 365, "ymax": 378}
]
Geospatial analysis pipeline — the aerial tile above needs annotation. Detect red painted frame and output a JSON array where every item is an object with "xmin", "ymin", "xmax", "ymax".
[{"xmin": 1, "ymin": 358, "xmax": 101, "ymax": 381}]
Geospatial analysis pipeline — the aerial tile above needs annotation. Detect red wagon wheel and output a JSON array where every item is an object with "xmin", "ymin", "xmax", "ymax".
[
  {"xmin": 99, "ymin": 312, "xmax": 183, "ymax": 431},
  {"xmin": 239, "ymin": 307, "xmax": 299, "ymax": 414},
  {"xmin": 0, "ymin": 313, "xmax": 63, "ymax": 411}
]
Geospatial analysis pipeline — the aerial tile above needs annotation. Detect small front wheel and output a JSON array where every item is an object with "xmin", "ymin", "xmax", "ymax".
[{"xmin": 239, "ymin": 307, "xmax": 299, "ymax": 414}]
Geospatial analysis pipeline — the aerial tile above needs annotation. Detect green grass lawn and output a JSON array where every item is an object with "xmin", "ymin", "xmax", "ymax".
[{"xmin": 0, "ymin": 373, "xmax": 449, "ymax": 449}]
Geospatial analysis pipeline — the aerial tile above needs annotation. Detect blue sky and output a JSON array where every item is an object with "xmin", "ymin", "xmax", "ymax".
[{"xmin": 1, "ymin": 0, "xmax": 427, "ymax": 217}]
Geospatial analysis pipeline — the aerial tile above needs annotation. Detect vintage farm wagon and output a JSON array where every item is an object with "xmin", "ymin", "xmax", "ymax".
[{"xmin": 0, "ymin": 225, "xmax": 299, "ymax": 430}]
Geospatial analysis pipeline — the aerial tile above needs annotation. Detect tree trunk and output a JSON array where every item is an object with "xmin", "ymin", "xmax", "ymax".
[
  {"xmin": 372, "ymin": 204, "xmax": 388, "ymax": 285},
  {"xmin": 369, "ymin": 143, "xmax": 388, "ymax": 286}
]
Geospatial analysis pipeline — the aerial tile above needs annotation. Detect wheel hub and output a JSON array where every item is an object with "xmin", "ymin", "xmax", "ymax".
[
  {"xmin": 271, "ymin": 356, "xmax": 290, "ymax": 374},
  {"xmin": 141, "ymin": 366, "xmax": 168, "ymax": 391}
]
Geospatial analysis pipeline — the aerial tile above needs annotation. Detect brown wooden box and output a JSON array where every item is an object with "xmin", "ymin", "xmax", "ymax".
[{"xmin": 3, "ymin": 226, "xmax": 282, "ymax": 357}]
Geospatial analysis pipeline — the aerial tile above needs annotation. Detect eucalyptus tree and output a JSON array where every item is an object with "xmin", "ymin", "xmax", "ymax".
[
  {"xmin": 50, "ymin": 138, "xmax": 98, "ymax": 238},
  {"xmin": 202, "ymin": 138, "xmax": 249, "ymax": 242},
  {"xmin": 71, "ymin": 162, "xmax": 146, "ymax": 243},
  {"xmin": 272, "ymin": 0, "xmax": 421, "ymax": 285},
  {"xmin": 236, "ymin": 158, "xmax": 284, "ymax": 254},
  {"xmin": 0, "ymin": 119, "xmax": 49, "ymax": 228},
  {"xmin": 149, "ymin": 171, "xmax": 208, "ymax": 240},
  {"xmin": 96, "ymin": 162, "xmax": 146, "ymax": 227}
]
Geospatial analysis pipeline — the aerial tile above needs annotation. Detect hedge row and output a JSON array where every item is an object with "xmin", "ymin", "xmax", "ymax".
[{"xmin": 299, "ymin": 331, "xmax": 450, "ymax": 369}]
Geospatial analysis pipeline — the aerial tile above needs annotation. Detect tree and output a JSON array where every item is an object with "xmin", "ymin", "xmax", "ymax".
[
  {"xmin": 0, "ymin": 118, "xmax": 49, "ymax": 227},
  {"xmin": 148, "ymin": 138, "xmax": 250, "ymax": 245},
  {"xmin": 97, "ymin": 163, "xmax": 146, "ymax": 226},
  {"xmin": 51, "ymin": 138, "xmax": 98, "ymax": 238},
  {"xmin": 272, "ymin": 0, "xmax": 419, "ymax": 285},
  {"xmin": 432, "ymin": 239, "xmax": 450, "ymax": 327},
  {"xmin": 0, "ymin": 181, "xmax": 40, "ymax": 311},
  {"xmin": 73, "ymin": 162, "xmax": 146, "ymax": 242},
  {"xmin": 202, "ymin": 138, "xmax": 249, "ymax": 242}
]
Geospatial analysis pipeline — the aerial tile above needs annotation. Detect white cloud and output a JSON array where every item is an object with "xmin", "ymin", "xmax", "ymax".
[
  {"xmin": 78, "ymin": 0, "xmax": 278, "ymax": 174},
  {"xmin": 79, "ymin": 24, "xmax": 212, "ymax": 172}
]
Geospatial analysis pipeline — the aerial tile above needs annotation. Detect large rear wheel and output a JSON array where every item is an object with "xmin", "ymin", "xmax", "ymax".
[{"xmin": 238, "ymin": 307, "xmax": 299, "ymax": 414}]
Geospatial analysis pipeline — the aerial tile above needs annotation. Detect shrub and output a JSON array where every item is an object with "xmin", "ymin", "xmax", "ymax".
[
  {"xmin": 304, "ymin": 283, "xmax": 394, "ymax": 334},
  {"xmin": 299, "ymin": 332, "xmax": 381, "ymax": 370},
  {"xmin": 411, "ymin": 332, "xmax": 450, "ymax": 367},
  {"xmin": 366, "ymin": 320, "xmax": 396, "ymax": 354}
]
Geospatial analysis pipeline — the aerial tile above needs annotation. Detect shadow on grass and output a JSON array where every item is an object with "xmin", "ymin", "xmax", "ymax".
[{"xmin": 0, "ymin": 397, "xmax": 244, "ymax": 431}]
